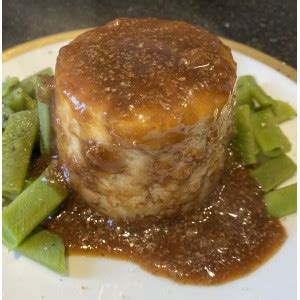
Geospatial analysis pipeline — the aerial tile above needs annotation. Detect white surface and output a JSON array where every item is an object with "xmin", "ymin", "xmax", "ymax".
[{"xmin": 3, "ymin": 41, "xmax": 297, "ymax": 300}]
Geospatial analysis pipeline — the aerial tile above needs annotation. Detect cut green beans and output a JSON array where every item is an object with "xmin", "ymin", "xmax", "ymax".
[
  {"xmin": 234, "ymin": 105, "xmax": 258, "ymax": 165},
  {"xmin": 3, "ymin": 87, "xmax": 27, "ymax": 112},
  {"xmin": 24, "ymin": 93, "xmax": 37, "ymax": 110},
  {"xmin": 3, "ymin": 179, "xmax": 37, "ymax": 215},
  {"xmin": 239, "ymin": 75, "xmax": 275, "ymax": 108},
  {"xmin": 272, "ymin": 100, "xmax": 296, "ymax": 124},
  {"xmin": 16, "ymin": 229, "xmax": 66, "ymax": 274},
  {"xmin": 36, "ymin": 75, "xmax": 54, "ymax": 156},
  {"xmin": 251, "ymin": 109, "xmax": 291, "ymax": 157},
  {"xmin": 38, "ymin": 102, "xmax": 51, "ymax": 156},
  {"xmin": 2, "ymin": 163, "xmax": 69, "ymax": 249},
  {"xmin": 2, "ymin": 111, "xmax": 39, "ymax": 194},
  {"xmin": 2, "ymin": 77, "xmax": 19, "ymax": 97},
  {"xmin": 2, "ymin": 105, "xmax": 14, "ymax": 130},
  {"xmin": 265, "ymin": 184, "xmax": 297, "ymax": 218},
  {"xmin": 36, "ymin": 75, "xmax": 53, "ymax": 105},
  {"xmin": 20, "ymin": 68, "xmax": 53, "ymax": 98},
  {"xmin": 251, "ymin": 155, "xmax": 296, "ymax": 192},
  {"xmin": 236, "ymin": 78, "xmax": 254, "ymax": 108}
]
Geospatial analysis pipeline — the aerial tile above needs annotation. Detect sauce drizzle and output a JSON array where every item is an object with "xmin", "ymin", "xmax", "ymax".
[{"xmin": 44, "ymin": 151, "xmax": 285, "ymax": 285}]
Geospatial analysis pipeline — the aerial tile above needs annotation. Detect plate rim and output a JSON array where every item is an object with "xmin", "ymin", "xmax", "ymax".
[{"xmin": 2, "ymin": 28, "xmax": 296, "ymax": 82}]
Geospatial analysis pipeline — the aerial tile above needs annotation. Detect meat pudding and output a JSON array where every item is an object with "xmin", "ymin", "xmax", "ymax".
[{"xmin": 53, "ymin": 18, "xmax": 236, "ymax": 219}]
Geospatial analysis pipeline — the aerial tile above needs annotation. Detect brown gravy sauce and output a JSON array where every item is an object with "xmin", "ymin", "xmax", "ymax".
[{"xmin": 43, "ymin": 151, "xmax": 285, "ymax": 285}]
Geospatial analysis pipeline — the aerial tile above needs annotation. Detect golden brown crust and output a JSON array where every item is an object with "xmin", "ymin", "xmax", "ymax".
[{"xmin": 55, "ymin": 18, "xmax": 236, "ymax": 145}]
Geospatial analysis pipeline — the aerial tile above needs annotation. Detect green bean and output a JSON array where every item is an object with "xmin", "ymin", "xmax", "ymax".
[
  {"xmin": 3, "ymin": 178, "xmax": 35, "ymax": 205},
  {"xmin": 20, "ymin": 68, "xmax": 53, "ymax": 98},
  {"xmin": 251, "ymin": 155, "xmax": 296, "ymax": 192},
  {"xmin": 272, "ymin": 100, "xmax": 296, "ymax": 124},
  {"xmin": 236, "ymin": 77, "xmax": 254, "ymax": 108},
  {"xmin": 24, "ymin": 93, "xmax": 37, "ymax": 110},
  {"xmin": 2, "ymin": 77, "xmax": 19, "ymax": 97},
  {"xmin": 251, "ymin": 109, "xmax": 291, "ymax": 157},
  {"xmin": 233, "ymin": 105, "xmax": 258, "ymax": 165},
  {"xmin": 2, "ymin": 162, "xmax": 69, "ymax": 249},
  {"xmin": 36, "ymin": 75, "xmax": 53, "ymax": 105},
  {"xmin": 36, "ymin": 75, "xmax": 54, "ymax": 156},
  {"xmin": 2, "ymin": 111, "xmax": 39, "ymax": 194},
  {"xmin": 265, "ymin": 184, "xmax": 296, "ymax": 218},
  {"xmin": 2, "ymin": 105, "xmax": 14, "ymax": 130},
  {"xmin": 16, "ymin": 229, "xmax": 66, "ymax": 274},
  {"xmin": 3, "ymin": 87, "xmax": 27, "ymax": 112},
  {"xmin": 38, "ymin": 102, "xmax": 52, "ymax": 156},
  {"xmin": 239, "ymin": 75, "xmax": 275, "ymax": 108}
]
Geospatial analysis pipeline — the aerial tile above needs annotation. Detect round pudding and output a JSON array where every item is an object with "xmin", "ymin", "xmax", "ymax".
[{"xmin": 53, "ymin": 18, "xmax": 236, "ymax": 219}]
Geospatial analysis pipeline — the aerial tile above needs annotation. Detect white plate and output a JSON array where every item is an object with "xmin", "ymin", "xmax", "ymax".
[{"xmin": 3, "ymin": 39, "xmax": 297, "ymax": 300}]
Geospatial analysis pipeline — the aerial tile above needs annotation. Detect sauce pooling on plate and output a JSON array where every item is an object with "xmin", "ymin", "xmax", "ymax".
[{"xmin": 44, "ymin": 150, "xmax": 285, "ymax": 285}]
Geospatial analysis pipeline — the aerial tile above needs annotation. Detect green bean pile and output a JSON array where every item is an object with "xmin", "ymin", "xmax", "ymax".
[
  {"xmin": 2, "ymin": 69, "xmax": 68, "ymax": 274},
  {"xmin": 1, "ymin": 71, "xmax": 297, "ymax": 274},
  {"xmin": 234, "ymin": 75, "xmax": 297, "ymax": 218}
]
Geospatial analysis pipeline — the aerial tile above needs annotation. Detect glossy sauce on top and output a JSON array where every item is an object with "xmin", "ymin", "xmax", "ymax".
[
  {"xmin": 55, "ymin": 18, "xmax": 236, "ymax": 139},
  {"xmin": 44, "ymin": 151, "xmax": 285, "ymax": 285}
]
